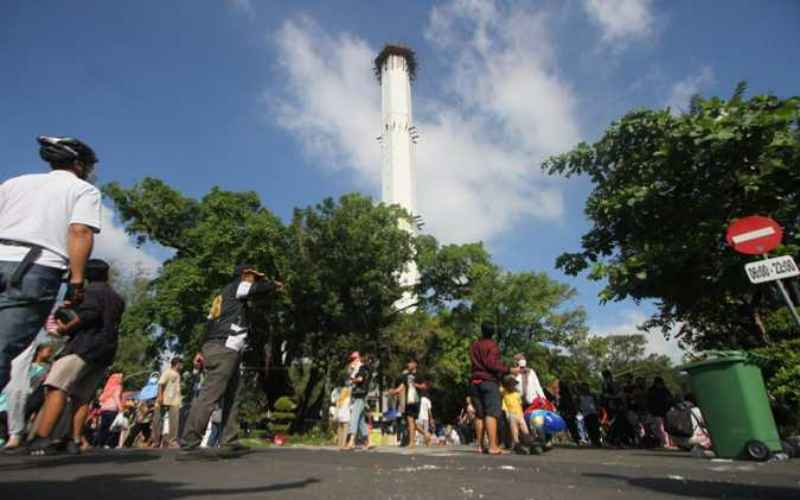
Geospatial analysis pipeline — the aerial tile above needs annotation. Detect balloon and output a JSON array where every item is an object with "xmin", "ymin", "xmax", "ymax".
[{"xmin": 527, "ymin": 410, "xmax": 567, "ymax": 434}]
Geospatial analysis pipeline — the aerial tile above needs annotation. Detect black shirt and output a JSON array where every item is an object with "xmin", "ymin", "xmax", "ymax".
[
  {"xmin": 350, "ymin": 365, "xmax": 370, "ymax": 399},
  {"xmin": 647, "ymin": 386, "xmax": 674, "ymax": 417},
  {"xmin": 62, "ymin": 282, "xmax": 125, "ymax": 367},
  {"xmin": 204, "ymin": 278, "xmax": 274, "ymax": 343}
]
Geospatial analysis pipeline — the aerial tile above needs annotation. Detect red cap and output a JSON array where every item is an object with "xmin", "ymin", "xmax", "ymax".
[{"xmin": 349, "ymin": 351, "xmax": 360, "ymax": 361}]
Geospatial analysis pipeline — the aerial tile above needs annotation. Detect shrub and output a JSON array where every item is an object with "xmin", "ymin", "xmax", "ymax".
[
  {"xmin": 754, "ymin": 339, "xmax": 800, "ymax": 435},
  {"xmin": 270, "ymin": 396, "xmax": 297, "ymax": 434}
]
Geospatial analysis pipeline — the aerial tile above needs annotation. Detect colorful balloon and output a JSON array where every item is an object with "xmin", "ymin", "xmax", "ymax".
[{"xmin": 527, "ymin": 409, "xmax": 567, "ymax": 434}]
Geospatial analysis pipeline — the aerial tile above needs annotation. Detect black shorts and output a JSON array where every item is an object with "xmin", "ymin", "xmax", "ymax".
[
  {"xmin": 469, "ymin": 381, "xmax": 502, "ymax": 419},
  {"xmin": 404, "ymin": 402, "xmax": 420, "ymax": 418}
]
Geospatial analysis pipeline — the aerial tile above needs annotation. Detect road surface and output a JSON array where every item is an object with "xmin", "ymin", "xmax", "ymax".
[{"xmin": 1, "ymin": 445, "xmax": 798, "ymax": 499}]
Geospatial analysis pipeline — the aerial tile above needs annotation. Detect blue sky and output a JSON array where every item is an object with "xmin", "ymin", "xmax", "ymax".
[{"xmin": 2, "ymin": 0, "xmax": 799, "ymax": 359}]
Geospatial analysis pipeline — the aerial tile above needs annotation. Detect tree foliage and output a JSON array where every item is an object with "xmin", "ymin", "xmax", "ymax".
[
  {"xmin": 544, "ymin": 86, "xmax": 800, "ymax": 349},
  {"xmin": 754, "ymin": 338, "xmax": 800, "ymax": 434},
  {"xmin": 108, "ymin": 265, "xmax": 160, "ymax": 388}
]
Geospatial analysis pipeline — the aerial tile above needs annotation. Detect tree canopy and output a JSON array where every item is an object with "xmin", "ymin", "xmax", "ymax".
[{"xmin": 544, "ymin": 86, "xmax": 800, "ymax": 350}]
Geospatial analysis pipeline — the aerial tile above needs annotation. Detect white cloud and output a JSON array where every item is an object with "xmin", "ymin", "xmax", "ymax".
[
  {"xmin": 583, "ymin": 0, "xmax": 654, "ymax": 43},
  {"xmin": 666, "ymin": 66, "xmax": 715, "ymax": 114},
  {"xmin": 592, "ymin": 309, "xmax": 687, "ymax": 364},
  {"xmin": 271, "ymin": 1, "xmax": 581, "ymax": 243},
  {"xmin": 93, "ymin": 205, "xmax": 161, "ymax": 278}
]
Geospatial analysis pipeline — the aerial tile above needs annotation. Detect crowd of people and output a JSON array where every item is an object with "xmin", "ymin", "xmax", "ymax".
[
  {"xmin": 325, "ymin": 323, "xmax": 713, "ymax": 458},
  {"xmin": 0, "ymin": 135, "xmax": 712, "ymax": 461}
]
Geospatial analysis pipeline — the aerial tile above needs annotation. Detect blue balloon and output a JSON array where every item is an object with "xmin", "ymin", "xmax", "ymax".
[{"xmin": 527, "ymin": 409, "xmax": 567, "ymax": 434}]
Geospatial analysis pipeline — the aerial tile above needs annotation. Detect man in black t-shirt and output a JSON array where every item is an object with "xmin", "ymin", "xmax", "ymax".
[
  {"xmin": 389, "ymin": 357, "xmax": 429, "ymax": 449},
  {"xmin": 27, "ymin": 259, "xmax": 125, "ymax": 455},
  {"xmin": 179, "ymin": 263, "xmax": 282, "ymax": 460}
]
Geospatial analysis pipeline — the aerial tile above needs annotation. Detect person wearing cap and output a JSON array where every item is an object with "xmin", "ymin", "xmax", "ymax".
[
  {"xmin": 179, "ymin": 263, "xmax": 282, "ymax": 460},
  {"xmin": 25, "ymin": 259, "xmax": 125, "ymax": 455},
  {"xmin": 0, "ymin": 136, "xmax": 102, "ymax": 392},
  {"xmin": 513, "ymin": 353, "xmax": 545, "ymax": 408}
]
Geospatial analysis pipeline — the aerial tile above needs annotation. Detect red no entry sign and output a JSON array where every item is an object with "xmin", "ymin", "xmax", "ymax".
[{"xmin": 726, "ymin": 216, "xmax": 784, "ymax": 255}]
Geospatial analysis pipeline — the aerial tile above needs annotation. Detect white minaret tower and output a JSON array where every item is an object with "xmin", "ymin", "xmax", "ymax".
[{"xmin": 375, "ymin": 45, "xmax": 420, "ymax": 311}]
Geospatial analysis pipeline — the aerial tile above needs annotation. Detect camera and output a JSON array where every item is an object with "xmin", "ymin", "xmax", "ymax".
[{"xmin": 54, "ymin": 306, "xmax": 79, "ymax": 325}]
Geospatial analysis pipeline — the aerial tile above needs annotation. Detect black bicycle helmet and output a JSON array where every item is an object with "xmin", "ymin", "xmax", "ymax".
[{"xmin": 37, "ymin": 136, "xmax": 98, "ymax": 165}]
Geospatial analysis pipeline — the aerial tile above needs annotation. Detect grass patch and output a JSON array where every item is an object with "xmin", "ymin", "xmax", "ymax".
[{"xmin": 239, "ymin": 426, "xmax": 336, "ymax": 448}]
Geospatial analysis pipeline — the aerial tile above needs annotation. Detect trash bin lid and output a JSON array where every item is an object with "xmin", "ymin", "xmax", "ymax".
[{"xmin": 678, "ymin": 350, "xmax": 763, "ymax": 372}]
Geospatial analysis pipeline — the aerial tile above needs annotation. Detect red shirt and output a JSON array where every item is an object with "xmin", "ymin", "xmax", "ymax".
[{"xmin": 470, "ymin": 338, "xmax": 509, "ymax": 384}]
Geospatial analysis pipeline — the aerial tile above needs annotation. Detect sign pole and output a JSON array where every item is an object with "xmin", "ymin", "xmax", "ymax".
[{"xmin": 763, "ymin": 254, "xmax": 800, "ymax": 329}]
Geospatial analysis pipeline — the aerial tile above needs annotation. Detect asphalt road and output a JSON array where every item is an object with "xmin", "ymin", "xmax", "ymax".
[{"xmin": 1, "ymin": 445, "xmax": 798, "ymax": 500}]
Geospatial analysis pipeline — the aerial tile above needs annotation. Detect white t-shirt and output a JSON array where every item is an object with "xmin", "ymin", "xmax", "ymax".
[
  {"xmin": 418, "ymin": 396, "xmax": 432, "ymax": 422},
  {"xmin": 0, "ymin": 170, "xmax": 102, "ymax": 269},
  {"xmin": 515, "ymin": 368, "xmax": 545, "ymax": 405}
]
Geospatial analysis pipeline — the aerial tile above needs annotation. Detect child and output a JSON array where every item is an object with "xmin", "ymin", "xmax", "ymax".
[
  {"xmin": 3, "ymin": 343, "xmax": 54, "ymax": 450},
  {"xmin": 335, "ymin": 387, "xmax": 351, "ymax": 450},
  {"xmin": 416, "ymin": 392, "xmax": 433, "ymax": 447},
  {"xmin": 501, "ymin": 375, "xmax": 531, "ymax": 454}
]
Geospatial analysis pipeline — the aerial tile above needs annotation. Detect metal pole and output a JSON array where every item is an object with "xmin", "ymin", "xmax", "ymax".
[
  {"xmin": 775, "ymin": 279, "xmax": 800, "ymax": 328},
  {"xmin": 763, "ymin": 254, "xmax": 800, "ymax": 329}
]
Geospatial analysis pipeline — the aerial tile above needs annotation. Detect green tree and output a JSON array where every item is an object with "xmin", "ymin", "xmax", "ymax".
[
  {"xmin": 281, "ymin": 194, "xmax": 418, "ymax": 424},
  {"xmin": 104, "ymin": 179, "xmax": 289, "ymax": 354},
  {"xmin": 104, "ymin": 179, "xmax": 290, "ymax": 402},
  {"xmin": 564, "ymin": 334, "xmax": 679, "ymax": 391},
  {"xmin": 108, "ymin": 264, "xmax": 160, "ymax": 388},
  {"xmin": 754, "ymin": 338, "xmax": 800, "ymax": 434},
  {"xmin": 415, "ymin": 235, "xmax": 493, "ymax": 308},
  {"xmin": 104, "ymin": 183, "xmax": 421, "ymax": 424},
  {"xmin": 544, "ymin": 87, "xmax": 800, "ymax": 350},
  {"xmin": 471, "ymin": 268, "xmax": 588, "ymax": 352},
  {"xmin": 601, "ymin": 334, "xmax": 647, "ymax": 373}
]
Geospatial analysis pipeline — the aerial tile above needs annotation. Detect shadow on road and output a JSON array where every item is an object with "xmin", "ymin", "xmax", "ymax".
[
  {"xmin": 0, "ymin": 451, "xmax": 161, "ymax": 472},
  {"xmin": 2, "ymin": 473, "xmax": 321, "ymax": 500},
  {"xmin": 584, "ymin": 472, "xmax": 800, "ymax": 499}
]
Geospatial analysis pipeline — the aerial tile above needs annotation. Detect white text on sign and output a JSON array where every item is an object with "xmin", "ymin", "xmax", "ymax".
[{"xmin": 744, "ymin": 255, "xmax": 800, "ymax": 284}]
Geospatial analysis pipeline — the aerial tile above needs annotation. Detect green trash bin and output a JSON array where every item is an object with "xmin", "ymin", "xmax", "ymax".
[{"xmin": 681, "ymin": 352, "xmax": 782, "ymax": 460}]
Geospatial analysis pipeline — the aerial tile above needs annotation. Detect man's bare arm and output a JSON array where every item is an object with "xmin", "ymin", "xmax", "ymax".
[{"xmin": 67, "ymin": 223, "xmax": 94, "ymax": 284}]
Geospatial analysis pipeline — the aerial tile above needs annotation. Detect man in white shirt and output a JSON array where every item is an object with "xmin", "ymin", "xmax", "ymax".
[
  {"xmin": 513, "ymin": 354, "xmax": 545, "ymax": 407},
  {"xmin": 0, "ymin": 136, "xmax": 101, "ymax": 391}
]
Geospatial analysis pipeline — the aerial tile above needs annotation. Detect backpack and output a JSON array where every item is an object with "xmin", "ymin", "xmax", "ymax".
[{"xmin": 665, "ymin": 402, "xmax": 695, "ymax": 438}]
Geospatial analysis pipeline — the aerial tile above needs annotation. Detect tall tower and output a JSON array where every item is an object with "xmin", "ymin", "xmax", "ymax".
[{"xmin": 375, "ymin": 45, "xmax": 420, "ymax": 311}]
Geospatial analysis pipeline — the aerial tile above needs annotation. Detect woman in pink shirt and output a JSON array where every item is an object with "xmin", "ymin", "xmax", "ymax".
[{"xmin": 94, "ymin": 373, "xmax": 123, "ymax": 448}]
